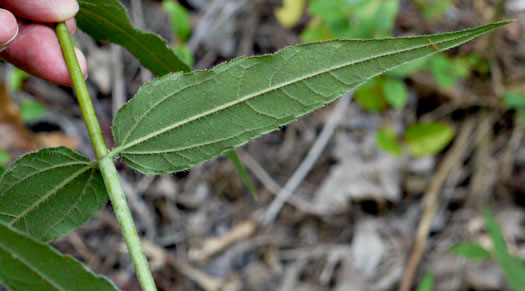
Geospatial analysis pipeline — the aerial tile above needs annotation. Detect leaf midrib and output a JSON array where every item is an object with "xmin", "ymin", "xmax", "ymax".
[
  {"xmin": 113, "ymin": 28, "xmax": 485, "ymax": 155},
  {"xmin": 78, "ymin": 1, "xmax": 187, "ymax": 74},
  {"xmin": 0, "ymin": 228, "xmax": 63, "ymax": 290},
  {"xmin": 9, "ymin": 166, "xmax": 91, "ymax": 225}
]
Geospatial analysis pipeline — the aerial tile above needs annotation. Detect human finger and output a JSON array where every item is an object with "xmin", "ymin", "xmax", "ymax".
[
  {"xmin": 0, "ymin": 8, "xmax": 18, "ymax": 50},
  {"xmin": 0, "ymin": 0, "xmax": 79, "ymax": 23}
]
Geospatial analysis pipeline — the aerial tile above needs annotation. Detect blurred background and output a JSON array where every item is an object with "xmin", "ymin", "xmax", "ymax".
[{"xmin": 1, "ymin": 0, "xmax": 525, "ymax": 290}]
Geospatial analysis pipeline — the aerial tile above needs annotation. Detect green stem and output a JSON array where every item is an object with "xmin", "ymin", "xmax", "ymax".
[{"xmin": 56, "ymin": 22, "xmax": 157, "ymax": 291}]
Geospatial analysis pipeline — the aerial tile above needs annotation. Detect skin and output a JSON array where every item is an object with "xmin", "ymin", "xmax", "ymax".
[{"xmin": 0, "ymin": 0, "xmax": 87, "ymax": 87}]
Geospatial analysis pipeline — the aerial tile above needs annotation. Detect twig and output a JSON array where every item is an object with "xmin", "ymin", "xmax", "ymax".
[
  {"xmin": 398, "ymin": 119, "xmax": 476, "ymax": 291},
  {"xmin": 260, "ymin": 92, "xmax": 353, "ymax": 225}
]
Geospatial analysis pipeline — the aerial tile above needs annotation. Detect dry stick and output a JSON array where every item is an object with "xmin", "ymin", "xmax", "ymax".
[
  {"xmin": 398, "ymin": 119, "xmax": 476, "ymax": 291},
  {"xmin": 261, "ymin": 92, "xmax": 353, "ymax": 225}
]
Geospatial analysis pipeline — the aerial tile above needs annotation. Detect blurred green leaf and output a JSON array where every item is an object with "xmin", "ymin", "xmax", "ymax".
[
  {"xmin": 0, "ymin": 150, "xmax": 9, "ymax": 167},
  {"xmin": 387, "ymin": 57, "xmax": 428, "ymax": 78},
  {"xmin": 451, "ymin": 243, "xmax": 491, "ymax": 260},
  {"xmin": 416, "ymin": 0, "xmax": 452, "ymax": 20},
  {"xmin": 504, "ymin": 92, "xmax": 525, "ymax": 110},
  {"xmin": 20, "ymin": 100, "xmax": 46, "ymax": 123},
  {"xmin": 483, "ymin": 207, "xmax": 525, "ymax": 291},
  {"xmin": 0, "ymin": 221, "xmax": 119, "ymax": 291},
  {"xmin": 404, "ymin": 121, "xmax": 455, "ymax": 157},
  {"xmin": 429, "ymin": 55, "xmax": 457, "ymax": 88},
  {"xmin": 162, "ymin": 0, "xmax": 191, "ymax": 41},
  {"xmin": 173, "ymin": 44, "xmax": 194, "ymax": 67},
  {"xmin": 383, "ymin": 78, "xmax": 408, "ymax": 108},
  {"xmin": 376, "ymin": 127, "xmax": 402, "ymax": 156},
  {"xmin": 355, "ymin": 78, "xmax": 388, "ymax": 112},
  {"xmin": 416, "ymin": 272, "xmax": 434, "ymax": 291},
  {"xmin": 0, "ymin": 147, "xmax": 108, "ymax": 242},
  {"xmin": 227, "ymin": 151, "xmax": 257, "ymax": 199},
  {"xmin": 7, "ymin": 68, "xmax": 30, "ymax": 92}
]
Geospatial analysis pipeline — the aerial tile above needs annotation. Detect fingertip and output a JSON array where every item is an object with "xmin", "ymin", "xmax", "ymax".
[
  {"xmin": 65, "ymin": 18, "xmax": 77, "ymax": 35},
  {"xmin": 74, "ymin": 47, "xmax": 88, "ymax": 80},
  {"xmin": 0, "ymin": 9, "xmax": 18, "ymax": 45}
]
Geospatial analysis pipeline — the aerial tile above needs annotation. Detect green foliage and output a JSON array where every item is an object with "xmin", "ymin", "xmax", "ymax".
[
  {"xmin": 274, "ymin": 0, "xmax": 306, "ymax": 29},
  {"xmin": 110, "ymin": 22, "xmax": 507, "ymax": 174},
  {"xmin": 416, "ymin": 272, "xmax": 434, "ymax": 291},
  {"xmin": 173, "ymin": 43, "xmax": 194, "ymax": 67},
  {"xmin": 20, "ymin": 100, "xmax": 46, "ymax": 123},
  {"xmin": 76, "ymin": 0, "xmax": 190, "ymax": 75},
  {"xmin": 376, "ymin": 127, "xmax": 402, "ymax": 156},
  {"xmin": 482, "ymin": 207, "xmax": 525, "ymax": 291},
  {"xmin": 227, "ymin": 151, "xmax": 257, "ymax": 198},
  {"xmin": 8, "ymin": 68, "xmax": 30, "ymax": 91},
  {"xmin": 0, "ymin": 221, "xmax": 118, "ymax": 291},
  {"xmin": 428, "ymin": 54, "xmax": 469, "ymax": 88},
  {"xmin": 503, "ymin": 91, "xmax": 525, "ymax": 127},
  {"xmin": 383, "ymin": 78, "xmax": 409, "ymax": 108},
  {"xmin": 415, "ymin": 0, "xmax": 453, "ymax": 20},
  {"xmin": 451, "ymin": 243, "xmax": 491, "ymax": 260},
  {"xmin": 0, "ymin": 150, "xmax": 9, "ymax": 166},
  {"xmin": 404, "ymin": 121, "xmax": 455, "ymax": 157},
  {"xmin": 355, "ymin": 77, "xmax": 388, "ymax": 112},
  {"xmin": 0, "ymin": 147, "xmax": 108, "ymax": 242},
  {"xmin": 162, "ymin": 0, "xmax": 191, "ymax": 42}
]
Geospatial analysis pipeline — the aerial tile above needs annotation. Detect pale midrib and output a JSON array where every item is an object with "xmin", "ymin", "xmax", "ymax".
[
  {"xmin": 114, "ymin": 29, "xmax": 487, "ymax": 154},
  {"xmin": 79, "ymin": 3, "xmax": 185, "ymax": 74},
  {"xmin": 0, "ymin": 236, "xmax": 63, "ymax": 291},
  {"xmin": 9, "ymin": 166, "xmax": 90, "ymax": 225},
  {"xmin": 0, "ymin": 161, "xmax": 89, "ymax": 195}
]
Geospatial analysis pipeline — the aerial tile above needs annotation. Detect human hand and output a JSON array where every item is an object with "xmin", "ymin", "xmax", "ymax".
[{"xmin": 0, "ymin": 0, "xmax": 87, "ymax": 87}]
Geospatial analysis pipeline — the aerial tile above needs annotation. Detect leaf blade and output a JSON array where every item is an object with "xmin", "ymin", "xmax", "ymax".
[
  {"xmin": 112, "ymin": 21, "xmax": 511, "ymax": 174},
  {"xmin": 77, "ymin": 0, "xmax": 190, "ymax": 75},
  {"xmin": 0, "ymin": 147, "xmax": 108, "ymax": 242},
  {"xmin": 0, "ymin": 221, "xmax": 119, "ymax": 291}
]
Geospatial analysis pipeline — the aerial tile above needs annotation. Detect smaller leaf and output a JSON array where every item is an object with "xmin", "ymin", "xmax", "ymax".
[
  {"xmin": 376, "ymin": 127, "xmax": 402, "ymax": 156},
  {"xmin": 355, "ymin": 77, "xmax": 388, "ymax": 112},
  {"xmin": 504, "ymin": 92, "xmax": 525, "ymax": 110},
  {"xmin": 173, "ymin": 43, "xmax": 194, "ymax": 67},
  {"xmin": 0, "ymin": 147, "xmax": 108, "ymax": 242},
  {"xmin": 404, "ymin": 121, "xmax": 455, "ymax": 157},
  {"xmin": 451, "ymin": 243, "xmax": 490, "ymax": 260},
  {"xmin": 416, "ymin": 272, "xmax": 434, "ymax": 291},
  {"xmin": 275, "ymin": 0, "xmax": 306, "ymax": 29},
  {"xmin": 20, "ymin": 100, "xmax": 46, "ymax": 123},
  {"xmin": 227, "ymin": 151, "xmax": 257, "ymax": 199},
  {"xmin": 0, "ymin": 150, "xmax": 9, "ymax": 167},
  {"xmin": 0, "ymin": 221, "xmax": 119, "ymax": 291},
  {"xmin": 383, "ymin": 78, "xmax": 408, "ymax": 108},
  {"xmin": 429, "ymin": 55, "xmax": 457, "ymax": 88},
  {"xmin": 162, "ymin": 0, "xmax": 191, "ymax": 41},
  {"xmin": 7, "ymin": 68, "xmax": 30, "ymax": 92}
]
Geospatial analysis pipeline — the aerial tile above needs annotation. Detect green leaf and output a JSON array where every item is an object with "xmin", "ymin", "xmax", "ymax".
[
  {"xmin": 355, "ymin": 77, "xmax": 388, "ymax": 112},
  {"xmin": 376, "ymin": 127, "xmax": 402, "ymax": 156},
  {"xmin": 226, "ymin": 151, "xmax": 257, "ymax": 199},
  {"xmin": 162, "ymin": 0, "xmax": 191, "ymax": 41},
  {"xmin": 504, "ymin": 92, "xmax": 525, "ymax": 110},
  {"xmin": 8, "ymin": 68, "xmax": 30, "ymax": 92},
  {"xmin": 112, "ymin": 21, "xmax": 511, "ymax": 174},
  {"xmin": 383, "ymin": 78, "xmax": 408, "ymax": 108},
  {"xmin": 416, "ymin": 272, "xmax": 434, "ymax": 291},
  {"xmin": 20, "ymin": 100, "xmax": 46, "ymax": 123},
  {"xmin": 174, "ymin": 44, "xmax": 194, "ymax": 67},
  {"xmin": 483, "ymin": 207, "xmax": 525, "ymax": 291},
  {"xmin": 429, "ymin": 55, "xmax": 458, "ymax": 88},
  {"xmin": 77, "ymin": 0, "xmax": 190, "ymax": 76},
  {"xmin": 404, "ymin": 121, "xmax": 455, "ymax": 157},
  {"xmin": 0, "ymin": 221, "xmax": 118, "ymax": 291},
  {"xmin": 0, "ymin": 147, "xmax": 108, "ymax": 242},
  {"xmin": 0, "ymin": 150, "xmax": 9, "ymax": 167},
  {"xmin": 451, "ymin": 243, "xmax": 491, "ymax": 260}
]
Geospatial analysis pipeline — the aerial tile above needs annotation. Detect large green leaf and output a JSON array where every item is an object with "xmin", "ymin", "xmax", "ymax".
[
  {"xmin": 76, "ymin": 0, "xmax": 190, "ymax": 75},
  {"xmin": 0, "ymin": 147, "xmax": 107, "ymax": 242},
  {"xmin": 0, "ymin": 221, "xmax": 118, "ymax": 291},
  {"xmin": 111, "ymin": 21, "xmax": 511, "ymax": 174}
]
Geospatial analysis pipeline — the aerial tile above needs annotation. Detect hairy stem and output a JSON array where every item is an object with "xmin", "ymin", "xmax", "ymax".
[{"xmin": 56, "ymin": 22, "xmax": 157, "ymax": 291}]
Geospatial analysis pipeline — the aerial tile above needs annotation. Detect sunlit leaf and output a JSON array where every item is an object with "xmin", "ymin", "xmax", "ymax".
[
  {"xmin": 0, "ymin": 147, "xmax": 107, "ymax": 242},
  {"xmin": 404, "ymin": 121, "xmax": 455, "ymax": 157},
  {"xmin": 111, "ymin": 22, "xmax": 511, "ymax": 174},
  {"xmin": 0, "ymin": 221, "xmax": 118, "ymax": 291},
  {"xmin": 77, "ymin": 0, "xmax": 190, "ymax": 75}
]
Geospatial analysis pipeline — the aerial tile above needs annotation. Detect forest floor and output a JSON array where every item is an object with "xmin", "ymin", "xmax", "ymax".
[{"xmin": 1, "ymin": 0, "xmax": 525, "ymax": 290}]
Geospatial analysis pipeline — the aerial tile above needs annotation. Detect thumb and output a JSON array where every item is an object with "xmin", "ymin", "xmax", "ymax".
[
  {"xmin": 0, "ymin": 0, "xmax": 79, "ymax": 23},
  {"xmin": 0, "ymin": 8, "xmax": 18, "ymax": 52}
]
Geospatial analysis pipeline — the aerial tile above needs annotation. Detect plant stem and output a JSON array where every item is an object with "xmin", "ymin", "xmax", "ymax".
[{"xmin": 56, "ymin": 22, "xmax": 157, "ymax": 291}]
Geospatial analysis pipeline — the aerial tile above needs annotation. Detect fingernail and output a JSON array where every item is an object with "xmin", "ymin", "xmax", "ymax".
[
  {"xmin": 0, "ymin": 25, "xmax": 18, "ymax": 53},
  {"xmin": 53, "ymin": 0, "xmax": 79, "ymax": 20}
]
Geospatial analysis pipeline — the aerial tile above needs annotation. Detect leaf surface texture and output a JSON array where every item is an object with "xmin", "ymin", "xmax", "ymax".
[
  {"xmin": 0, "ymin": 147, "xmax": 107, "ymax": 242},
  {"xmin": 112, "ymin": 21, "xmax": 510, "ymax": 174},
  {"xmin": 77, "ymin": 0, "xmax": 190, "ymax": 75},
  {"xmin": 0, "ymin": 221, "xmax": 118, "ymax": 291}
]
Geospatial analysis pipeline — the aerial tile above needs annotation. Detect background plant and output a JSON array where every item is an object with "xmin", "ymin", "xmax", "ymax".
[{"xmin": 0, "ymin": 0, "xmax": 512, "ymax": 290}]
